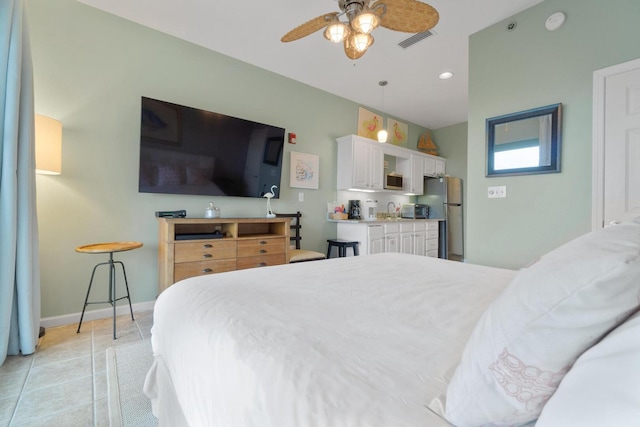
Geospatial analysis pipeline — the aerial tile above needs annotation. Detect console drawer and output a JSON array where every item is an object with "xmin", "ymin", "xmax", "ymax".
[
  {"xmin": 236, "ymin": 253, "xmax": 286, "ymax": 270},
  {"xmin": 174, "ymin": 259, "xmax": 237, "ymax": 282},
  {"xmin": 174, "ymin": 240, "xmax": 237, "ymax": 263},
  {"xmin": 237, "ymin": 239, "xmax": 285, "ymax": 257}
]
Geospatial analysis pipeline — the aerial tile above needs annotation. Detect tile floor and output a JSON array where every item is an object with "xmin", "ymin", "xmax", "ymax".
[{"xmin": 0, "ymin": 310, "xmax": 153, "ymax": 427}]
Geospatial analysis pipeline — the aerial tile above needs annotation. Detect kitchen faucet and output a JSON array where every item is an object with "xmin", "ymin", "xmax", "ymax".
[{"xmin": 387, "ymin": 202, "xmax": 396, "ymax": 215}]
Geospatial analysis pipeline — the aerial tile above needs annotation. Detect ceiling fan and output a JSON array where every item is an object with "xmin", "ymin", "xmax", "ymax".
[{"xmin": 281, "ymin": 0, "xmax": 439, "ymax": 60}]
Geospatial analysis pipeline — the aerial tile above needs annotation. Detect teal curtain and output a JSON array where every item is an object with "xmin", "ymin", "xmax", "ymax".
[{"xmin": 0, "ymin": 0, "xmax": 41, "ymax": 366}]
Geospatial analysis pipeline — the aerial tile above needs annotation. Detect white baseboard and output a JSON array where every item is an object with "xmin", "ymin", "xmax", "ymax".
[{"xmin": 40, "ymin": 300, "xmax": 156, "ymax": 329}]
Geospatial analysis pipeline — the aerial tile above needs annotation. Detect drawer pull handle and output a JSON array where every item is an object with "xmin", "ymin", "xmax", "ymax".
[
  {"xmin": 203, "ymin": 254, "xmax": 212, "ymax": 258},
  {"xmin": 259, "ymin": 241, "xmax": 268, "ymax": 245},
  {"xmin": 203, "ymin": 244, "xmax": 213, "ymax": 248},
  {"xmin": 202, "ymin": 268, "xmax": 213, "ymax": 273},
  {"xmin": 258, "ymin": 262, "xmax": 267, "ymax": 267},
  {"xmin": 259, "ymin": 249, "xmax": 267, "ymax": 254}
]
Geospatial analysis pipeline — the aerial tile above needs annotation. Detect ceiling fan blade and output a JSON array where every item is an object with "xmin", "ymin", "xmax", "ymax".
[
  {"xmin": 281, "ymin": 12, "xmax": 339, "ymax": 42},
  {"xmin": 377, "ymin": 0, "xmax": 439, "ymax": 33}
]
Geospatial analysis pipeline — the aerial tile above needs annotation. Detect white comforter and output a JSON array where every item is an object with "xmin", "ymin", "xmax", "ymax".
[{"xmin": 144, "ymin": 253, "xmax": 516, "ymax": 427}]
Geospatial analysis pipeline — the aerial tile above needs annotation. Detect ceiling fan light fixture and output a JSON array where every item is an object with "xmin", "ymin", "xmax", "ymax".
[
  {"xmin": 351, "ymin": 32, "xmax": 373, "ymax": 52},
  {"xmin": 324, "ymin": 21, "xmax": 350, "ymax": 43},
  {"xmin": 352, "ymin": 10, "xmax": 379, "ymax": 34}
]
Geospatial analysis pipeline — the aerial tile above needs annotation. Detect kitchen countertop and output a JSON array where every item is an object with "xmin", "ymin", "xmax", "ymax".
[{"xmin": 328, "ymin": 218, "xmax": 444, "ymax": 224}]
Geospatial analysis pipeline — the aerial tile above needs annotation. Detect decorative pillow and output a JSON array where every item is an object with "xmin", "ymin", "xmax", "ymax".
[
  {"xmin": 536, "ymin": 310, "xmax": 640, "ymax": 426},
  {"xmin": 157, "ymin": 165, "xmax": 183, "ymax": 186},
  {"xmin": 443, "ymin": 217, "xmax": 640, "ymax": 426}
]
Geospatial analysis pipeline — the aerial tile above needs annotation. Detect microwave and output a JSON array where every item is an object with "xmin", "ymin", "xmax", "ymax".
[
  {"xmin": 384, "ymin": 173, "xmax": 404, "ymax": 190},
  {"xmin": 401, "ymin": 204, "xmax": 429, "ymax": 219}
]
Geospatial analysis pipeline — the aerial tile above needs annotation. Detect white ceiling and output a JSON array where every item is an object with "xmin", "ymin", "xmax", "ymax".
[{"xmin": 78, "ymin": 0, "xmax": 543, "ymax": 129}]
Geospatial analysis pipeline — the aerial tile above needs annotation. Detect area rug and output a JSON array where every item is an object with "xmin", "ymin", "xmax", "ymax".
[{"xmin": 106, "ymin": 339, "xmax": 158, "ymax": 427}]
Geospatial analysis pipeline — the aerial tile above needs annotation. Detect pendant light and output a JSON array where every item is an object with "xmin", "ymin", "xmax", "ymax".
[{"xmin": 377, "ymin": 81, "xmax": 388, "ymax": 143}]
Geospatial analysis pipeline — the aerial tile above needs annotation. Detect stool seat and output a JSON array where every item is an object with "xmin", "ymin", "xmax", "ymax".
[
  {"xmin": 326, "ymin": 239, "xmax": 359, "ymax": 258},
  {"xmin": 76, "ymin": 241, "xmax": 143, "ymax": 254},
  {"xmin": 76, "ymin": 241, "xmax": 142, "ymax": 339}
]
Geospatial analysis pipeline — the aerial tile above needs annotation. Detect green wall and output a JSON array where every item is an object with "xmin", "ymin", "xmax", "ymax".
[
  {"xmin": 28, "ymin": 0, "xmax": 427, "ymax": 318},
  {"xmin": 466, "ymin": 0, "xmax": 640, "ymax": 269},
  {"xmin": 432, "ymin": 122, "xmax": 468, "ymax": 183}
]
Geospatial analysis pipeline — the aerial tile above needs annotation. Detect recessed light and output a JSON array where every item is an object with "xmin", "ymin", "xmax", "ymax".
[{"xmin": 439, "ymin": 71, "xmax": 454, "ymax": 80}]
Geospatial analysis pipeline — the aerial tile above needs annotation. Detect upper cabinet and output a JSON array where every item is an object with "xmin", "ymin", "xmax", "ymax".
[
  {"xmin": 337, "ymin": 135, "xmax": 384, "ymax": 191},
  {"xmin": 423, "ymin": 155, "xmax": 446, "ymax": 177},
  {"xmin": 337, "ymin": 135, "xmax": 445, "ymax": 195}
]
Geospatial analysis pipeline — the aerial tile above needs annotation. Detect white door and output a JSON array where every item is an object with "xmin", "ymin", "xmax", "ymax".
[{"xmin": 593, "ymin": 58, "xmax": 640, "ymax": 228}]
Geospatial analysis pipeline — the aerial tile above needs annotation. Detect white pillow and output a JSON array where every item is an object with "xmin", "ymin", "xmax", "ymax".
[
  {"xmin": 536, "ymin": 310, "xmax": 640, "ymax": 426},
  {"xmin": 443, "ymin": 217, "xmax": 640, "ymax": 426}
]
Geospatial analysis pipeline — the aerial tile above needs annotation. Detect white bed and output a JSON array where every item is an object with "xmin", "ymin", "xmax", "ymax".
[
  {"xmin": 144, "ymin": 253, "xmax": 516, "ymax": 426},
  {"xmin": 145, "ymin": 219, "xmax": 640, "ymax": 426}
]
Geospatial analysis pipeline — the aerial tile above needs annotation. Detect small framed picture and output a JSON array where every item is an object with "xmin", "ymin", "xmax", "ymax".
[
  {"xmin": 387, "ymin": 119, "xmax": 408, "ymax": 147},
  {"xmin": 263, "ymin": 137, "xmax": 284, "ymax": 165},
  {"xmin": 290, "ymin": 151, "xmax": 319, "ymax": 189}
]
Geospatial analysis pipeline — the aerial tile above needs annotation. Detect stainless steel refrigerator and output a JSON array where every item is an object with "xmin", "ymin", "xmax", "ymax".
[{"xmin": 421, "ymin": 176, "xmax": 464, "ymax": 261}]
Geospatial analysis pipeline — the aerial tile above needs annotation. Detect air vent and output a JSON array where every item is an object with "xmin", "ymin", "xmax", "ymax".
[{"xmin": 398, "ymin": 30, "xmax": 435, "ymax": 49}]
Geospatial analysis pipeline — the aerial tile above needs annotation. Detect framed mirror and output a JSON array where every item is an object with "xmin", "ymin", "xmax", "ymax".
[{"xmin": 486, "ymin": 103, "xmax": 562, "ymax": 177}]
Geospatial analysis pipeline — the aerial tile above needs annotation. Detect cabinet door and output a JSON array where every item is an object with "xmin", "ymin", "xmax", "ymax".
[
  {"xmin": 369, "ymin": 144, "xmax": 385, "ymax": 191},
  {"xmin": 435, "ymin": 158, "xmax": 446, "ymax": 175},
  {"xmin": 410, "ymin": 155, "xmax": 425, "ymax": 194},
  {"xmin": 424, "ymin": 156, "xmax": 436, "ymax": 176},
  {"xmin": 352, "ymin": 139, "xmax": 370, "ymax": 189},
  {"xmin": 413, "ymin": 231, "xmax": 426, "ymax": 256},
  {"xmin": 369, "ymin": 235, "xmax": 385, "ymax": 254},
  {"xmin": 385, "ymin": 233, "xmax": 400, "ymax": 253},
  {"xmin": 351, "ymin": 139, "xmax": 384, "ymax": 191},
  {"xmin": 400, "ymin": 232, "xmax": 413, "ymax": 254}
]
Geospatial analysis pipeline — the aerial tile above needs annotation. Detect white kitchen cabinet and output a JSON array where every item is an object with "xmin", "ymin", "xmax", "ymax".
[
  {"xmin": 336, "ymin": 222, "xmax": 385, "ymax": 256},
  {"xmin": 400, "ymin": 221, "xmax": 426, "ymax": 256},
  {"xmin": 426, "ymin": 220, "xmax": 439, "ymax": 257},
  {"xmin": 337, "ymin": 135, "xmax": 384, "ymax": 191},
  {"xmin": 368, "ymin": 224, "xmax": 385, "ymax": 254},
  {"xmin": 397, "ymin": 154, "xmax": 426, "ymax": 195},
  {"xmin": 424, "ymin": 156, "xmax": 446, "ymax": 177},
  {"xmin": 384, "ymin": 222, "xmax": 400, "ymax": 253},
  {"xmin": 336, "ymin": 220, "xmax": 433, "ymax": 256}
]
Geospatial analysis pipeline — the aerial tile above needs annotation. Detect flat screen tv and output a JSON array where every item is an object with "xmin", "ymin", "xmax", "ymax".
[{"xmin": 138, "ymin": 97, "xmax": 285, "ymax": 198}]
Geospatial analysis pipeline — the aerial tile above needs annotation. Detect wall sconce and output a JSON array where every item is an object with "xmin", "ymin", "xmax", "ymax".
[{"xmin": 35, "ymin": 114, "xmax": 62, "ymax": 175}]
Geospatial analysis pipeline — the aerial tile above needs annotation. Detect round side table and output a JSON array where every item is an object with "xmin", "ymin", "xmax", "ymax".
[{"xmin": 76, "ymin": 241, "xmax": 143, "ymax": 339}]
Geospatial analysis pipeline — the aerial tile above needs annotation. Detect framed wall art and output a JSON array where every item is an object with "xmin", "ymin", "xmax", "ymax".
[
  {"xmin": 290, "ymin": 151, "xmax": 319, "ymax": 189},
  {"xmin": 357, "ymin": 107, "xmax": 383, "ymax": 140},
  {"xmin": 387, "ymin": 119, "xmax": 408, "ymax": 147}
]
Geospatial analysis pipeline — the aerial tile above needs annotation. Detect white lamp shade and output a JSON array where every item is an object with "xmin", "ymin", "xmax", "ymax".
[
  {"xmin": 324, "ymin": 22, "xmax": 350, "ymax": 43},
  {"xmin": 35, "ymin": 114, "xmax": 62, "ymax": 175},
  {"xmin": 352, "ymin": 32, "xmax": 373, "ymax": 52},
  {"xmin": 352, "ymin": 11, "xmax": 379, "ymax": 34}
]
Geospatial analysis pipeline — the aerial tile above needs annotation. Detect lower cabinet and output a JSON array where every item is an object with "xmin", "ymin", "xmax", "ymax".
[
  {"xmin": 336, "ymin": 220, "xmax": 436, "ymax": 257},
  {"xmin": 426, "ymin": 220, "xmax": 439, "ymax": 257},
  {"xmin": 384, "ymin": 223, "xmax": 401, "ymax": 253},
  {"xmin": 367, "ymin": 224, "xmax": 385, "ymax": 254}
]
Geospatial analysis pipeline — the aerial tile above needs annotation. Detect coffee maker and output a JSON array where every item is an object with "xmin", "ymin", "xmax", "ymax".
[{"xmin": 348, "ymin": 200, "xmax": 362, "ymax": 220}]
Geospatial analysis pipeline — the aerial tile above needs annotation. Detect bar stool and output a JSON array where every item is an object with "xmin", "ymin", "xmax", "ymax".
[
  {"xmin": 326, "ymin": 239, "xmax": 359, "ymax": 258},
  {"xmin": 76, "ymin": 241, "xmax": 143, "ymax": 339}
]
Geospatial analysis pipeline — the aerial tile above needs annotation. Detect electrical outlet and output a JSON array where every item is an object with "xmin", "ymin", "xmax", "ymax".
[
  {"xmin": 298, "ymin": 192, "xmax": 304, "ymax": 202},
  {"xmin": 488, "ymin": 186, "xmax": 507, "ymax": 198}
]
